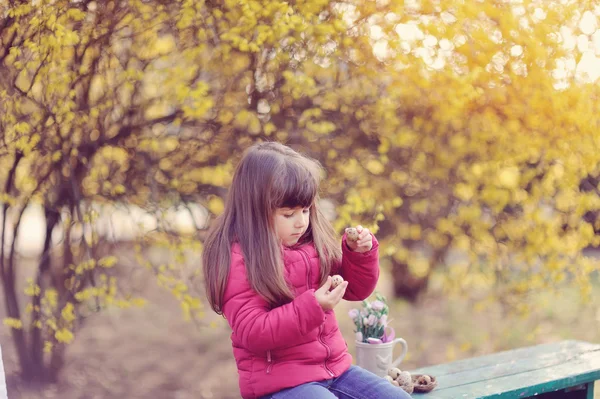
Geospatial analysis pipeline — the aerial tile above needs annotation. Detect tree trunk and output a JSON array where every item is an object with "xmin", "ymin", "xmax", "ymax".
[
  {"xmin": 29, "ymin": 207, "xmax": 61, "ymax": 383},
  {"xmin": 47, "ymin": 342, "xmax": 66, "ymax": 383},
  {"xmin": 0, "ymin": 264, "xmax": 31, "ymax": 378},
  {"xmin": 0, "ymin": 153, "xmax": 36, "ymax": 380},
  {"xmin": 391, "ymin": 258, "xmax": 431, "ymax": 303}
]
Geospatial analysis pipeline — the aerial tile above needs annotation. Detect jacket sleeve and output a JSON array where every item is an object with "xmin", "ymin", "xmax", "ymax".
[
  {"xmin": 222, "ymin": 256, "xmax": 326, "ymax": 352},
  {"xmin": 333, "ymin": 233, "xmax": 380, "ymax": 301}
]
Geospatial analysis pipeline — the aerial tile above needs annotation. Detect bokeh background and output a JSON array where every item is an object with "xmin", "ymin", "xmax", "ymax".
[{"xmin": 1, "ymin": 0, "xmax": 600, "ymax": 398}]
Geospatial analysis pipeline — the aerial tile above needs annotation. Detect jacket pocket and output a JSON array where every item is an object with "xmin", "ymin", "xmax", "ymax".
[{"xmin": 266, "ymin": 350, "xmax": 274, "ymax": 374}]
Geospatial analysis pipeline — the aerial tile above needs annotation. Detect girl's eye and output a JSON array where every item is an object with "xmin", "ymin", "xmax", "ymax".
[
  {"xmin": 302, "ymin": 208, "xmax": 310, "ymax": 214},
  {"xmin": 284, "ymin": 213, "xmax": 294, "ymax": 218}
]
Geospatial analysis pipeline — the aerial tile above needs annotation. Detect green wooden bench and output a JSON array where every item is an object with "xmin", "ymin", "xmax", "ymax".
[{"xmin": 410, "ymin": 340, "xmax": 600, "ymax": 399}]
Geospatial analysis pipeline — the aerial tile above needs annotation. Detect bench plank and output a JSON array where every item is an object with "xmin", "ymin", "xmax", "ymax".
[
  {"xmin": 412, "ymin": 341, "xmax": 598, "ymax": 377},
  {"xmin": 410, "ymin": 340, "xmax": 600, "ymax": 399},
  {"xmin": 415, "ymin": 344, "xmax": 597, "ymax": 390}
]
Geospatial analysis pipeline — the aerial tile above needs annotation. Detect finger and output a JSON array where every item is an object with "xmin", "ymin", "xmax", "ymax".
[
  {"xmin": 357, "ymin": 233, "xmax": 370, "ymax": 244},
  {"xmin": 359, "ymin": 228, "xmax": 370, "ymax": 240},
  {"xmin": 316, "ymin": 276, "xmax": 331, "ymax": 294},
  {"xmin": 330, "ymin": 280, "xmax": 347, "ymax": 300},
  {"xmin": 329, "ymin": 280, "xmax": 344, "ymax": 296},
  {"xmin": 356, "ymin": 225, "xmax": 363, "ymax": 233},
  {"xmin": 357, "ymin": 236, "xmax": 371, "ymax": 245},
  {"xmin": 332, "ymin": 281, "xmax": 348, "ymax": 303},
  {"xmin": 358, "ymin": 236, "xmax": 371, "ymax": 246},
  {"xmin": 345, "ymin": 237, "xmax": 357, "ymax": 249}
]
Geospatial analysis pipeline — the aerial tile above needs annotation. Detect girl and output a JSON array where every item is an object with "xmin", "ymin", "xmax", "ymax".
[{"xmin": 203, "ymin": 142, "xmax": 410, "ymax": 399}]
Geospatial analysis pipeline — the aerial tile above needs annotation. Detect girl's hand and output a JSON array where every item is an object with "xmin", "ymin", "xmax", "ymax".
[
  {"xmin": 315, "ymin": 276, "xmax": 348, "ymax": 311},
  {"xmin": 346, "ymin": 225, "xmax": 373, "ymax": 253}
]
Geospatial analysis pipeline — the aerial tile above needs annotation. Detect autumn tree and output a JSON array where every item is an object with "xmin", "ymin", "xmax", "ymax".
[
  {"xmin": 2, "ymin": 0, "xmax": 600, "ymax": 384},
  {"xmin": 294, "ymin": 1, "xmax": 600, "ymax": 304},
  {"xmin": 0, "ymin": 0, "xmax": 223, "ymax": 382}
]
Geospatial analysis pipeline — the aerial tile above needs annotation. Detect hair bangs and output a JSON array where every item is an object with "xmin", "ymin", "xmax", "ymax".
[{"xmin": 274, "ymin": 160, "xmax": 317, "ymax": 209}]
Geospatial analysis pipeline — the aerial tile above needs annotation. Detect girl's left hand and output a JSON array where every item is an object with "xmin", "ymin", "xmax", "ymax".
[{"xmin": 346, "ymin": 225, "xmax": 373, "ymax": 253}]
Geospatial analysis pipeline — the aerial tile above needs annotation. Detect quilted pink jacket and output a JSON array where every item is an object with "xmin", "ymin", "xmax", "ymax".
[{"xmin": 222, "ymin": 235, "xmax": 380, "ymax": 398}]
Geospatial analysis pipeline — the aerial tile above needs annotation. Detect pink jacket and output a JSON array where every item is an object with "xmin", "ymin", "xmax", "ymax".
[{"xmin": 222, "ymin": 235, "xmax": 380, "ymax": 398}]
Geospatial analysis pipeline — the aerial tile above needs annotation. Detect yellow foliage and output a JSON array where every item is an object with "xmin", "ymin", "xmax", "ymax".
[
  {"xmin": 24, "ymin": 278, "xmax": 41, "ymax": 296},
  {"xmin": 3, "ymin": 317, "xmax": 23, "ymax": 329},
  {"xmin": 207, "ymin": 196, "xmax": 225, "ymax": 215},
  {"xmin": 98, "ymin": 256, "xmax": 118, "ymax": 268},
  {"xmin": 61, "ymin": 303, "xmax": 76, "ymax": 323},
  {"xmin": 3, "ymin": 0, "xmax": 600, "ymax": 356},
  {"xmin": 44, "ymin": 341, "xmax": 53, "ymax": 354},
  {"xmin": 55, "ymin": 328, "xmax": 75, "ymax": 344}
]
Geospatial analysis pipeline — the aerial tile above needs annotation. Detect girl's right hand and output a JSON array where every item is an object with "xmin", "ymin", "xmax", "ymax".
[{"xmin": 315, "ymin": 276, "xmax": 348, "ymax": 311}]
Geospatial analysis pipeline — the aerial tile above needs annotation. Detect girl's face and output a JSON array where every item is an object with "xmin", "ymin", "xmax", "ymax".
[{"xmin": 273, "ymin": 206, "xmax": 311, "ymax": 247}]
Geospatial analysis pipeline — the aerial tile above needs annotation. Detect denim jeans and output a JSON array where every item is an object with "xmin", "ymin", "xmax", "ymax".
[{"xmin": 259, "ymin": 366, "xmax": 413, "ymax": 399}]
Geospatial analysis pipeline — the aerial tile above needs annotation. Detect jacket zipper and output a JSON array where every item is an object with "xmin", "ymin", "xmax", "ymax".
[
  {"xmin": 299, "ymin": 248, "xmax": 334, "ymax": 377},
  {"xmin": 266, "ymin": 350, "xmax": 273, "ymax": 374},
  {"xmin": 319, "ymin": 324, "xmax": 335, "ymax": 377}
]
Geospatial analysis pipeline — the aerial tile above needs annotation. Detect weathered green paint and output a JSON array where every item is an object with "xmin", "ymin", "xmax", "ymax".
[
  {"xmin": 587, "ymin": 382, "xmax": 595, "ymax": 399},
  {"xmin": 410, "ymin": 340, "xmax": 600, "ymax": 399}
]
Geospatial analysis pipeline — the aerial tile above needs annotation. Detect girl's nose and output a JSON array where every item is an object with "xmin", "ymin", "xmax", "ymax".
[{"xmin": 295, "ymin": 215, "xmax": 306, "ymax": 228}]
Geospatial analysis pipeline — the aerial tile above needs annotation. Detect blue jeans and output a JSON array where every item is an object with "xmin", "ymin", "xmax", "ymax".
[{"xmin": 259, "ymin": 366, "xmax": 413, "ymax": 399}]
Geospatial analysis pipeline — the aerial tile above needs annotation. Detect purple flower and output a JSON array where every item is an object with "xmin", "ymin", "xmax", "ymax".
[
  {"xmin": 367, "ymin": 314, "xmax": 377, "ymax": 326},
  {"xmin": 355, "ymin": 331, "xmax": 363, "ymax": 342},
  {"xmin": 348, "ymin": 309, "xmax": 359, "ymax": 320},
  {"xmin": 378, "ymin": 314, "xmax": 388, "ymax": 326},
  {"xmin": 371, "ymin": 300, "xmax": 386, "ymax": 312}
]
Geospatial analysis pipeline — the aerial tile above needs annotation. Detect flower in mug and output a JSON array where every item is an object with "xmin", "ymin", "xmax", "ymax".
[
  {"xmin": 350, "ymin": 292, "xmax": 392, "ymax": 343},
  {"xmin": 367, "ymin": 314, "xmax": 377, "ymax": 326},
  {"xmin": 371, "ymin": 300, "xmax": 385, "ymax": 311},
  {"xmin": 379, "ymin": 314, "xmax": 388, "ymax": 326}
]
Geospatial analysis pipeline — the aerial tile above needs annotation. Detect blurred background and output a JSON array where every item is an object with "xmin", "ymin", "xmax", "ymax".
[{"xmin": 1, "ymin": 0, "xmax": 600, "ymax": 398}]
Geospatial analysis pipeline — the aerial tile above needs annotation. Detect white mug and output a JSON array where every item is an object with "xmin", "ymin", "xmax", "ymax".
[{"xmin": 354, "ymin": 338, "xmax": 408, "ymax": 378}]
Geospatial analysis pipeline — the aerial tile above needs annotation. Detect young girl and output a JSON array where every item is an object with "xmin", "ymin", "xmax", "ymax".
[{"xmin": 203, "ymin": 142, "xmax": 411, "ymax": 399}]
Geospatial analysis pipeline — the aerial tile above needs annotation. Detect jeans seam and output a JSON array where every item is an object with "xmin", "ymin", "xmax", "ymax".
[
  {"xmin": 328, "ymin": 387, "xmax": 362, "ymax": 399},
  {"xmin": 333, "ymin": 365, "xmax": 352, "ymax": 386}
]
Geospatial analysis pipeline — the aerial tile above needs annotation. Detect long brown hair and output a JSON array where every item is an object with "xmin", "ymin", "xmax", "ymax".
[{"xmin": 202, "ymin": 142, "xmax": 341, "ymax": 315}]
